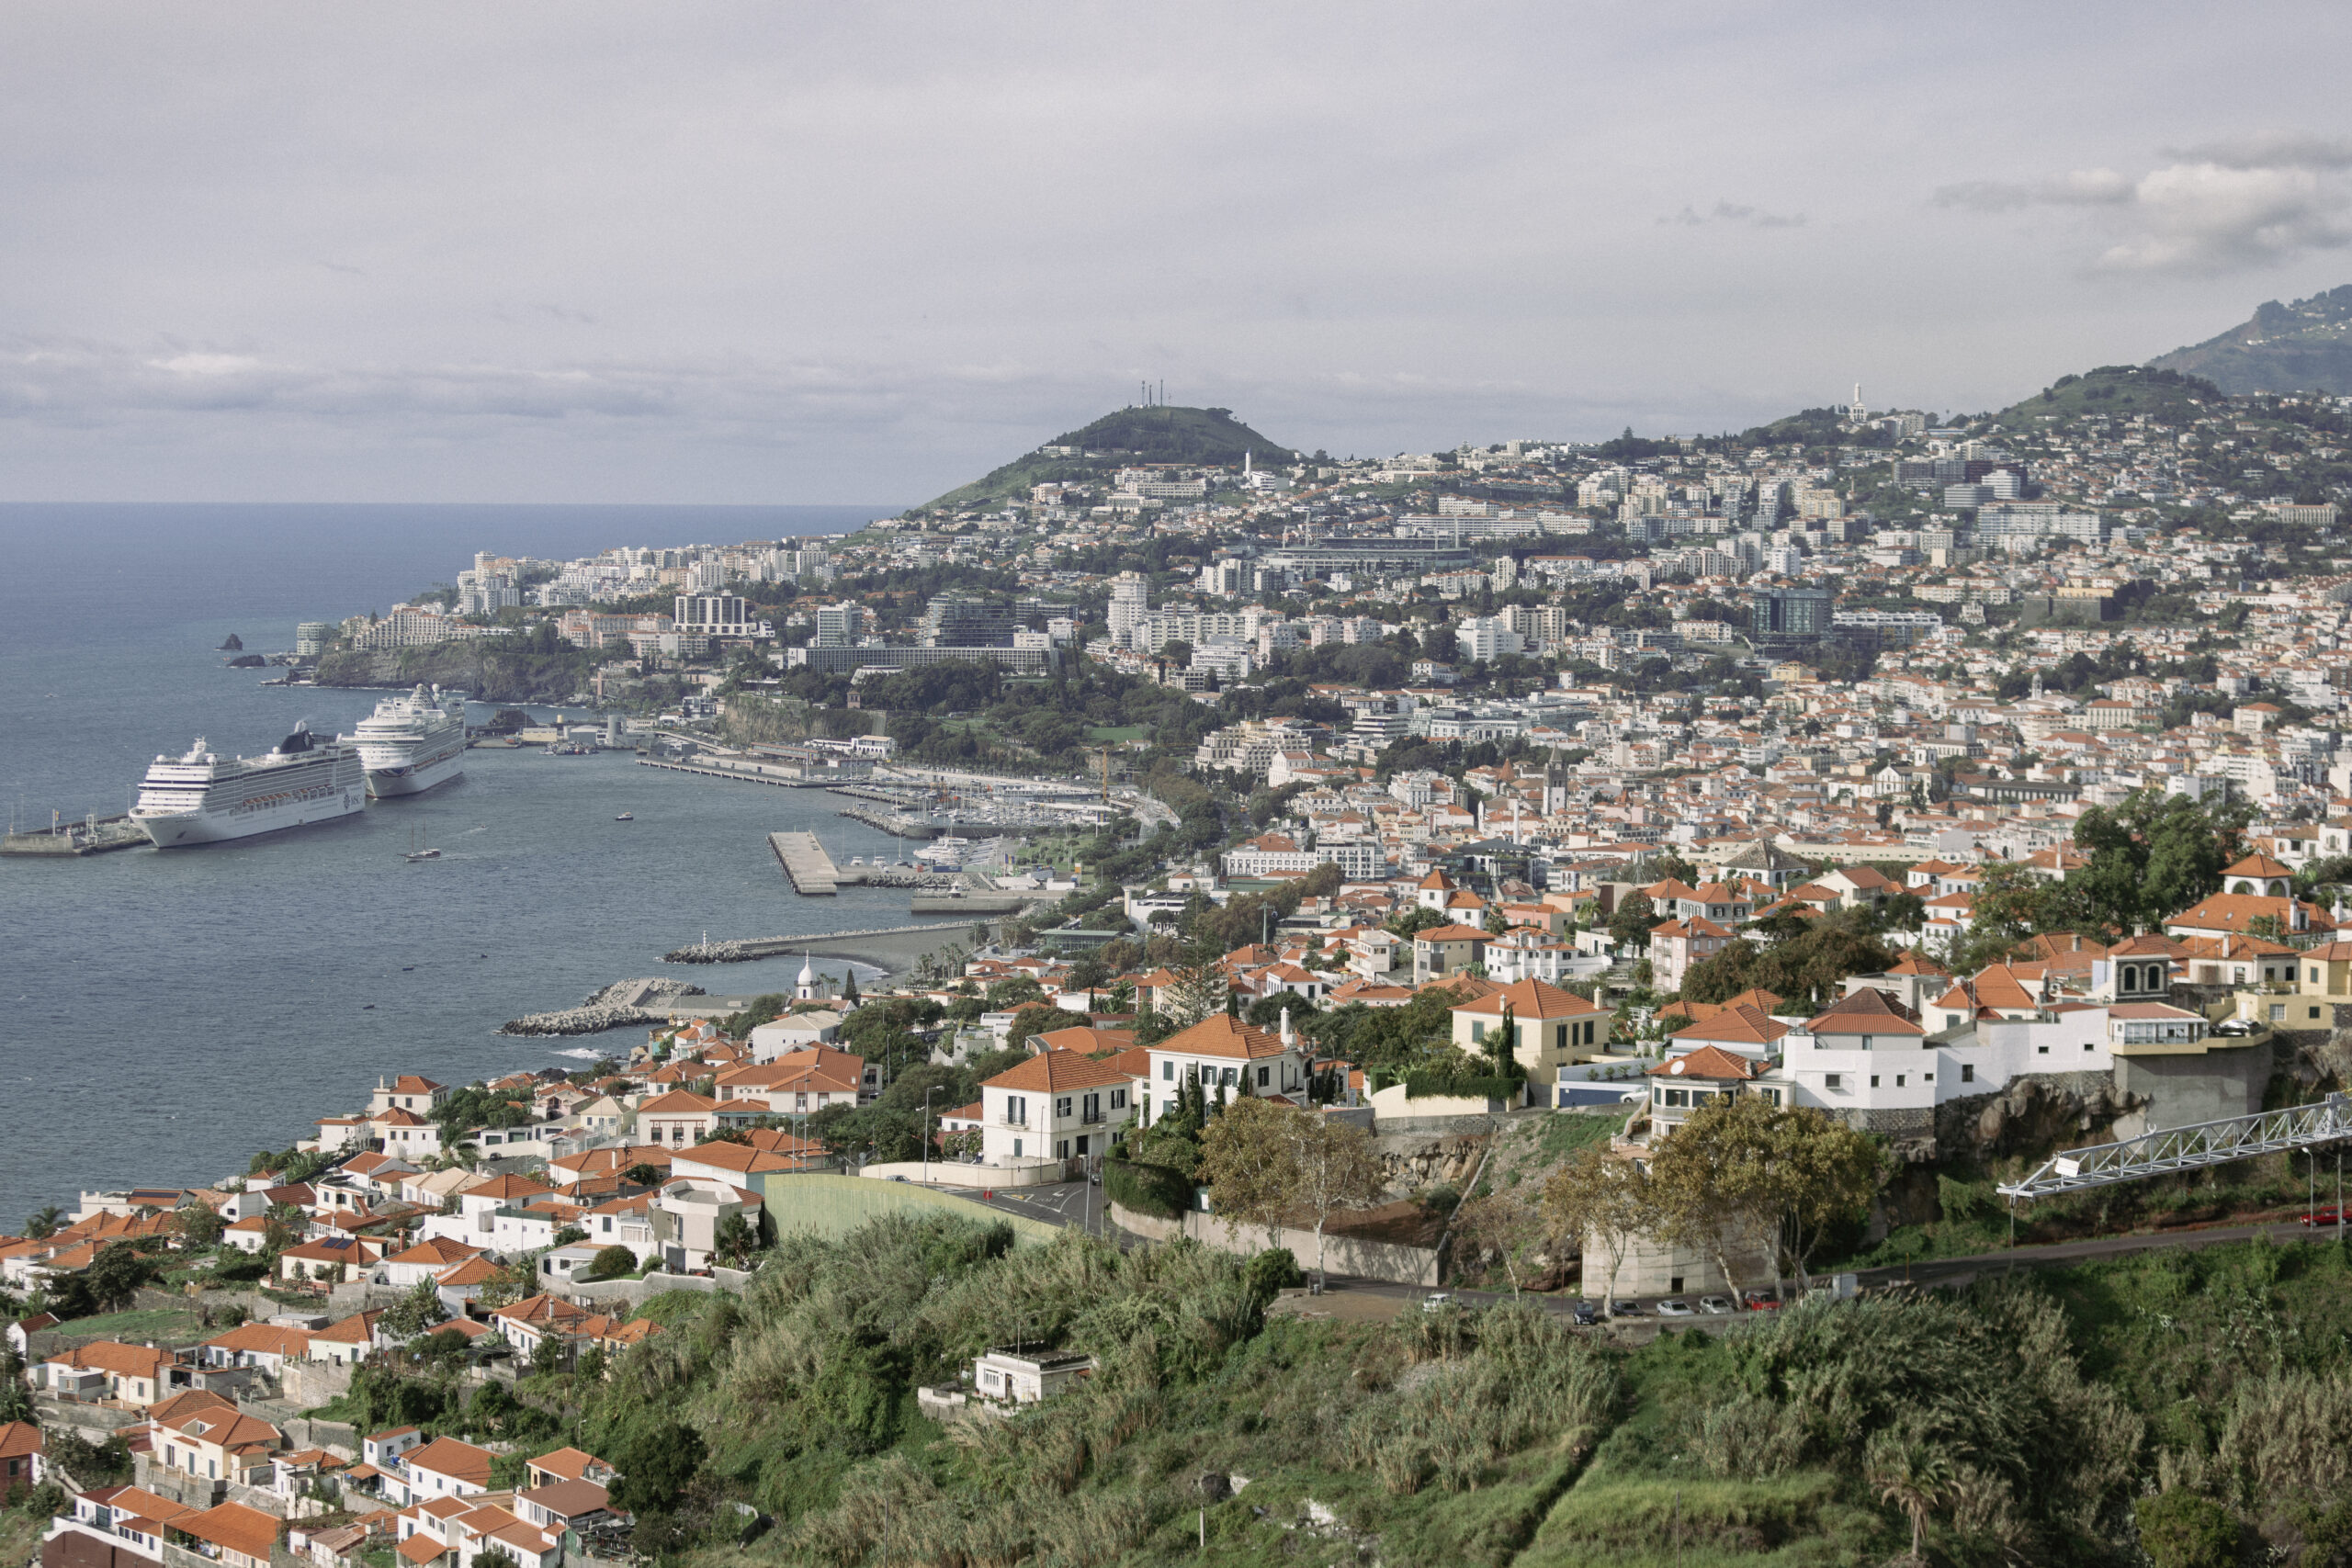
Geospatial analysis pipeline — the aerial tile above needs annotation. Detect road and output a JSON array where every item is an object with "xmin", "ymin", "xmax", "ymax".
[{"xmin": 905, "ymin": 1174, "xmax": 2352, "ymax": 1319}]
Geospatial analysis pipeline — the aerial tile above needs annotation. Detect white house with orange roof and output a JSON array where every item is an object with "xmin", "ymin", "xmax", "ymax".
[
  {"xmin": 1647, "ymin": 914, "xmax": 1736, "ymax": 993},
  {"xmin": 978, "ymin": 1049, "xmax": 1137, "ymax": 1165},
  {"xmin": 632, "ymin": 1089, "xmax": 723, "ymax": 1146},
  {"xmin": 368, "ymin": 1075, "xmax": 449, "ymax": 1117},
  {"xmin": 1141, "ymin": 1013, "xmax": 1316, "ymax": 1125}
]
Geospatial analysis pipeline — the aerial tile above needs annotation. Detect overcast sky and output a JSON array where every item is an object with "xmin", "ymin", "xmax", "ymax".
[{"xmin": 6, "ymin": 2, "xmax": 2352, "ymax": 505}]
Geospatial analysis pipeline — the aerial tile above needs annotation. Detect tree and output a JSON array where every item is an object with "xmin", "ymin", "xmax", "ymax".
[
  {"xmin": 53, "ymin": 1242, "xmax": 156, "ymax": 1319},
  {"xmin": 1866, "ymin": 1425, "xmax": 1954, "ymax": 1564},
  {"xmin": 1197, "ymin": 1097, "xmax": 1385, "ymax": 1289},
  {"xmin": 550, "ymin": 1225, "xmax": 588, "ymax": 1247},
  {"xmin": 610, "ymin": 1419, "xmax": 707, "ymax": 1517},
  {"xmin": 23, "ymin": 1206, "xmax": 62, "ymax": 1240},
  {"xmin": 1606, "ymin": 892, "xmax": 1657, "ymax": 953},
  {"xmin": 1648, "ymin": 1098, "xmax": 1879, "ymax": 1299},
  {"xmin": 623, "ymin": 1163, "xmax": 663, "ymax": 1188},
  {"xmin": 1484, "ymin": 1002, "xmax": 1519, "ymax": 1077},
  {"xmin": 1003, "ymin": 1001, "xmax": 1065, "ymax": 1052},
  {"xmin": 1158, "ymin": 959, "xmax": 1228, "ymax": 1030},
  {"xmin": 582, "ymin": 1246, "xmax": 637, "ymax": 1282},
  {"xmin": 1449, "ymin": 1192, "xmax": 1530, "ymax": 1292},
  {"xmin": 1541, "ymin": 1145, "xmax": 1655, "ymax": 1314},
  {"xmin": 171, "ymin": 1204, "xmax": 226, "ymax": 1249},
  {"xmin": 379, "ymin": 1280, "xmax": 450, "ymax": 1342},
  {"xmin": 714, "ymin": 1212, "xmax": 758, "ymax": 1268},
  {"xmin": 1482, "ymin": 903, "xmax": 1510, "ymax": 936}
]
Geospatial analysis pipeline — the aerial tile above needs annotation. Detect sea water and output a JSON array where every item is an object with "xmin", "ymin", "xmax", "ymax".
[{"xmin": 0, "ymin": 503, "xmax": 957, "ymax": 1218}]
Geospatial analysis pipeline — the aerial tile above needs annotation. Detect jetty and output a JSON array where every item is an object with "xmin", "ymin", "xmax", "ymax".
[
  {"xmin": 911, "ymin": 891, "xmax": 1037, "ymax": 915},
  {"xmin": 2, "ymin": 812, "xmax": 147, "ymax": 857},
  {"xmin": 637, "ymin": 755, "xmax": 830, "ymax": 787},
  {"xmin": 663, "ymin": 922, "xmax": 971, "ymax": 964},
  {"xmin": 838, "ymin": 804, "xmax": 944, "ymax": 840},
  {"xmin": 771, "ymin": 831, "xmax": 841, "ymax": 894}
]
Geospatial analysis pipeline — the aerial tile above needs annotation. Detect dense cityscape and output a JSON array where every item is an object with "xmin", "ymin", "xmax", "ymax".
[{"xmin": 17, "ymin": 355, "xmax": 2352, "ymax": 1565}]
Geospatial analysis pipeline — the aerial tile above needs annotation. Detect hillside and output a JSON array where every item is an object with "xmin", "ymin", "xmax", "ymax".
[
  {"xmin": 918, "ymin": 405, "xmax": 1295, "ymax": 513},
  {"xmin": 1996, "ymin": 363, "xmax": 2222, "ymax": 427},
  {"xmin": 2148, "ymin": 285, "xmax": 2352, "ymax": 394}
]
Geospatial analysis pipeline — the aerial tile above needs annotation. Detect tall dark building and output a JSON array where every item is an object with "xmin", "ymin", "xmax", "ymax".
[
  {"xmin": 919, "ymin": 592, "xmax": 1021, "ymax": 648},
  {"xmin": 1749, "ymin": 586, "xmax": 1833, "ymax": 645}
]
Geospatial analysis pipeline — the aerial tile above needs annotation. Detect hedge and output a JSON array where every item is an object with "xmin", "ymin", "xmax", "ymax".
[
  {"xmin": 1399, "ymin": 1071, "xmax": 1527, "ymax": 1103},
  {"xmin": 1104, "ymin": 1156, "xmax": 1195, "ymax": 1219}
]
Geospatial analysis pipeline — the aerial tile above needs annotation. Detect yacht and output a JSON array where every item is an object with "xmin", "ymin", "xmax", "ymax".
[
  {"xmin": 131, "ymin": 724, "xmax": 367, "ymax": 847},
  {"xmin": 343, "ymin": 685, "xmax": 468, "ymax": 797}
]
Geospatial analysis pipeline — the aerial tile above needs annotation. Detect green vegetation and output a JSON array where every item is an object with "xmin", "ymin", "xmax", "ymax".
[
  {"xmin": 920, "ymin": 405, "xmax": 1295, "ymax": 512},
  {"xmin": 1997, "ymin": 364, "xmax": 2222, "ymax": 425},
  {"xmin": 32, "ymin": 1305, "xmax": 206, "ymax": 1344}
]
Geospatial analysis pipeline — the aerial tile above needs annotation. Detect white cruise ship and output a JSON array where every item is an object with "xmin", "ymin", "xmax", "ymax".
[
  {"xmin": 131, "ymin": 724, "xmax": 368, "ymax": 847},
  {"xmin": 343, "ymin": 684, "xmax": 469, "ymax": 797}
]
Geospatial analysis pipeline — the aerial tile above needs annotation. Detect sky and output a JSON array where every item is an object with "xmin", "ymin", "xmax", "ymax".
[{"xmin": 6, "ymin": 2, "xmax": 2352, "ymax": 505}]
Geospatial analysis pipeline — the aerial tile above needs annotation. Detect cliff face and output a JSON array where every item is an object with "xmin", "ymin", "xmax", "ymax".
[{"xmin": 313, "ymin": 643, "xmax": 594, "ymax": 704}]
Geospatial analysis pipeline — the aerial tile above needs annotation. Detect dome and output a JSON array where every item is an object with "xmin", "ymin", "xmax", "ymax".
[{"xmin": 797, "ymin": 953, "xmax": 816, "ymax": 984}]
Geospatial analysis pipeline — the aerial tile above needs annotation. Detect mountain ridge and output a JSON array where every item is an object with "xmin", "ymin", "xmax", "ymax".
[
  {"xmin": 2147, "ymin": 285, "xmax": 2352, "ymax": 395},
  {"xmin": 917, "ymin": 404, "xmax": 1295, "ymax": 513}
]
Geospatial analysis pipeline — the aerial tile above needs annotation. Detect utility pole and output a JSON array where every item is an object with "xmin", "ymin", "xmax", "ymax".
[{"xmin": 923, "ymin": 1086, "xmax": 938, "ymax": 1184}]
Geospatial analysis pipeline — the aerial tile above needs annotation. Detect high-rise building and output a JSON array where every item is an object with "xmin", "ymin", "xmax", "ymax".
[
  {"xmin": 674, "ymin": 594, "xmax": 751, "ymax": 637},
  {"xmin": 920, "ymin": 592, "xmax": 1020, "ymax": 648},
  {"xmin": 1749, "ymin": 586, "xmax": 1834, "ymax": 645},
  {"xmin": 813, "ymin": 603, "xmax": 861, "ymax": 647},
  {"xmin": 1107, "ymin": 571, "xmax": 1149, "ymax": 647}
]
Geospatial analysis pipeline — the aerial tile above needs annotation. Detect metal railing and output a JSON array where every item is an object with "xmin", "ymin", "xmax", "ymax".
[{"xmin": 1999, "ymin": 1092, "xmax": 2352, "ymax": 1200}]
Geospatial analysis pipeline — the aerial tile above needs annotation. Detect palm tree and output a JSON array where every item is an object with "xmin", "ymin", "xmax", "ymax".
[
  {"xmin": 1866, "ymin": 1430, "xmax": 1952, "ymax": 1564},
  {"xmin": 24, "ymin": 1205, "xmax": 62, "ymax": 1239}
]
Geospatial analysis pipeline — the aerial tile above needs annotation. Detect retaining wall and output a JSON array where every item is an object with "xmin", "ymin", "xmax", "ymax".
[
  {"xmin": 859, "ymin": 1159, "xmax": 1070, "ymax": 1189},
  {"xmin": 1106, "ymin": 1202, "xmax": 1440, "ymax": 1286},
  {"xmin": 752, "ymin": 1172, "xmax": 1066, "ymax": 1247}
]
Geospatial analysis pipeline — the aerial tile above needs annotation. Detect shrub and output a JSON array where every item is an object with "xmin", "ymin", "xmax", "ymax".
[
  {"xmin": 582, "ymin": 1246, "xmax": 638, "ymax": 1282},
  {"xmin": 1244, "ymin": 1248, "xmax": 1304, "ymax": 1302},
  {"xmin": 1103, "ymin": 1156, "xmax": 1193, "ymax": 1220},
  {"xmin": 2136, "ymin": 1489, "xmax": 2238, "ymax": 1568}
]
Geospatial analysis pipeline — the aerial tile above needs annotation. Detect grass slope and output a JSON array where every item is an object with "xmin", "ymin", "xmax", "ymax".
[
  {"xmin": 919, "ymin": 405, "xmax": 1295, "ymax": 513},
  {"xmin": 1996, "ymin": 363, "xmax": 2222, "ymax": 427}
]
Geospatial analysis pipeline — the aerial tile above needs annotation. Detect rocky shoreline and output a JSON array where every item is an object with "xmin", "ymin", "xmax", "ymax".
[{"xmin": 501, "ymin": 976, "xmax": 706, "ymax": 1035}]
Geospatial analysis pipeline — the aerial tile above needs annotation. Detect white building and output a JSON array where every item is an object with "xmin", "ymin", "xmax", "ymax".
[{"xmin": 978, "ymin": 1050, "xmax": 1136, "ymax": 1165}]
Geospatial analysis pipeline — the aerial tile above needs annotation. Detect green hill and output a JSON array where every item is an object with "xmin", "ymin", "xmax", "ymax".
[
  {"xmin": 2148, "ymin": 285, "xmax": 2352, "ymax": 395},
  {"xmin": 918, "ymin": 405, "xmax": 1295, "ymax": 513},
  {"xmin": 1996, "ymin": 363, "xmax": 2222, "ymax": 427}
]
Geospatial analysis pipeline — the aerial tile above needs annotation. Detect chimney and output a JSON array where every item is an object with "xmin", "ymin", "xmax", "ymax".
[{"xmin": 2071, "ymin": 934, "xmax": 2080, "ymax": 952}]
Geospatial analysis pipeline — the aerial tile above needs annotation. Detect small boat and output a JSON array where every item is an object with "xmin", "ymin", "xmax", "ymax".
[
  {"xmin": 404, "ymin": 827, "xmax": 441, "ymax": 862},
  {"xmin": 615, "ymin": 812, "xmax": 634, "ymax": 821}
]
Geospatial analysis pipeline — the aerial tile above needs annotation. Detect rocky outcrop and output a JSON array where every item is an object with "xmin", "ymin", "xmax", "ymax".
[
  {"xmin": 1371, "ymin": 1132, "xmax": 1487, "ymax": 1197},
  {"xmin": 314, "ymin": 642, "xmax": 594, "ymax": 704},
  {"xmin": 1936, "ymin": 1073, "xmax": 2143, "ymax": 1164}
]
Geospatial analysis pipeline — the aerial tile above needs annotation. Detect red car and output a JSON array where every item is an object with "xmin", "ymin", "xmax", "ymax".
[
  {"xmin": 2301, "ymin": 1208, "xmax": 2346, "ymax": 1227},
  {"xmin": 1742, "ymin": 1290, "xmax": 1782, "ymax": 1311}
]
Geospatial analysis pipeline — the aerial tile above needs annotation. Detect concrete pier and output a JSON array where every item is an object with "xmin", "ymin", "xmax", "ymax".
[{"xmin": 771, "ymin": 831, "xmax": 840, "ymax": 895}]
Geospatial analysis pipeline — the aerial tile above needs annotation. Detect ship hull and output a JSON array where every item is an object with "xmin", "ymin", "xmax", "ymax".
[
  {"xmin": 363, "ymin": 739, "xmax": 467, "ymax": 797},
  {"xmin": 135, "ymin": 784, "xmax": 367, "ymax": 847}
]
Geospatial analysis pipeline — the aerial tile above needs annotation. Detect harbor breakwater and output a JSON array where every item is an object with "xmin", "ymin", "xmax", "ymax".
[{"xmin": 501, "ymin": 976, "xmax": 707, "ymax": 1035}]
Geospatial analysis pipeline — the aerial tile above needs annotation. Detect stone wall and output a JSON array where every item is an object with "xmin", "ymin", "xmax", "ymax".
[
  {"xmin": 1582, "ymin": 1224, "xmax": 1772, "ymax": 1300},
  {"xmin": 1106, "ymin": 1202, "xmax": 1442, "ymax": 1287},
  {"xmin": 132, "ymin": 1457, "xmax": 224, "ymax": 1510},
  {"xmin": 277, "ymin": 1418, "xmax": 359, "ymax": 1461},
  {"xmin": 34, "ymin": 1398, "xmax": 143, "ymax": 1443},
  {"xmin": 2111, "ymin": 1041, "xmax": 2270, "ymax": 1136},
  {"xmin": 279, "ymin": 1359, "xmax": 353, "ymax": 1412}
]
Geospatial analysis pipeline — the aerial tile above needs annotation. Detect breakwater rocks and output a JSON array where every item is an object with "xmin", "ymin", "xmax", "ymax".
[
  {"xmin": 662, "ymin": 923, "xmax": 956, "ymax": 964},
  {"xmin": 501, "ymin": 976, "xmax": 706, "ymax": 1035}
]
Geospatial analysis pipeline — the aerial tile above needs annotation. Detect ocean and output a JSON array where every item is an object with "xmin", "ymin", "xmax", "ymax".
[{"xmin": 0, "ymin": 502, "xmax": 965, "ymax": 1222}]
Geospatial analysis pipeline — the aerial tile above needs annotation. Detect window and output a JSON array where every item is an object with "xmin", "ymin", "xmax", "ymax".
[
  {"xmin": 1056, "ymin": 1096, "xmax": 1073, "ymax": 1118},
  {"xmin": 2313, "ymin": 1007, "xmax": 2324, "ymax": 1021},
  {"xmin": 1894, "ymin": 1075, "xmax": 1905, "ymax": 1088},
  {"xmin": 1470, "ymin": 1021, "xmax": 1486, "ymax": 1043},
  {"xmin": 1870, "ymin": 1075, "xmax": 1880, "ymax": 1088},
  {"xmin": 2271, "ymin": 1004, "xmax": 2287, "ymax": 1022},
  {"xmin": 1923, "ymin": 1072, "xmax": 1933, "ymax": 1082},
  {"xmin": 1824, "ymin": 1073, "xmax": 1841, "ymax": 1089},
  {"xmin": 1082, "ymin": 1093, "xmax": 1101, "ymax": 1122},
  {"xmin": 1664, "ymin": 1089, "xmax": 1689, "ymax": 1107},
  {"xmin": 1012, "ymin": 1138, "xmax": 1022, "ymax": 1157},
  {"xmin": 2313, "ymin": 969, "xmax": 2323, "ymax": 984},
  {"xmin": 1961, "ymin": 1064, "xmax": 1974, "ymax": 1083},
  {"xmin": 1007, "ymin": 1095, "xmax": 1026, "ymax": 1125},
  {"xmin": 1220, "ymin": 1067, "xmax": 1238, "ymax": 1086},
  {"xmin": 2037, "ymin": 1045, "xmax": 2049, "ymax": 1055},
  {"xmin": 1110, "ymin": 1089, "xmax": 1126, "ymax": 1110},
  {"xmin": 1257, "ymin": 1066, "xmax": 1270, "ymax": 1087},
  {"xmin": 2086, "ymin": 1041, "xmax": 2096, "ymax": 1051},
  {"xmin": 1161, "ymin": 1061, "xmax": 1173, "ymax": 1081}
]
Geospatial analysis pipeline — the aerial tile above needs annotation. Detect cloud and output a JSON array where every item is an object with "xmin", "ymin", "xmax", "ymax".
[
  {"xmin": 1657, "ymin": 200, "xmax": 1806, "ymax": 229},
  {"xmin": 1936, "ymin": 141, "xmax": 2352, "ymax": 274}
]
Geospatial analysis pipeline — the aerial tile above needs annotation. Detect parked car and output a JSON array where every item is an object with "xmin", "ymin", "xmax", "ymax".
[
  {"xmin": 1742, "ymin": 1290, "xmax": 1782, "ymax": 1311},
  {"xmin": 1610, "ymin": 1299, "xmax": 1645, "ymax": 1316},
  {"xmin": 1697, "ymin": 1295, "xmax": 1735, "ymax": 1314},
  {"xmin": 2301, "ymin": 1208, "xmax": 2346, "ymax": 1227},
  {"xmin": 1570, "ymin": 1301, "xmax": 1601, "ymax": 1326},
  {"xmin": 1420, "ymin": 1292, "xmax": 1453, "ymax": 1313},
  {"xmin": 1656, "ymin": 1299, "xmax": 1695, "ymax": 1317}
]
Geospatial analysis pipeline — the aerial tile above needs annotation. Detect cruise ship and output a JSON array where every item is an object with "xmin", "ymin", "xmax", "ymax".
[
  {"xmin": 343, "ymin": 684, "xmax": 469, "ymax": 796},
  {"xmin": 130, "ymin": 724, "xmax": 368, "ymax": 847}
]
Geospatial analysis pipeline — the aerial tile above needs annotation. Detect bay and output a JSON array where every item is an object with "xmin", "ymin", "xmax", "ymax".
[{"xmin": 0, "ymin": 502, "xmax": 979, "ymax": 1222}]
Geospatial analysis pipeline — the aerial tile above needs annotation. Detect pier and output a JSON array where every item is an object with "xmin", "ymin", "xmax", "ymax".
[
  {"xmin": 2, "ymin": 812, "xmax": 147, "ymax": 857},
  {"xmin": 771, "ymin": 831, "xmax": 841, "ymax": 894},
  {"xmin": 837, "ymin": 804, "xmax": 944, "ymax": 840},
  {"xmin": 636, "ymin": 755, "xmax": 831, "ymax": 787},
  {"xmin": 910, "ymin": 891, "xmax": 1037, "ymax": 915}
]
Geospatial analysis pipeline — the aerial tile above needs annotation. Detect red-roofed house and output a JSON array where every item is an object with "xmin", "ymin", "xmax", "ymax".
[{"xmin": 979, "ymin": 1051, "xmax": 1137, "ymax": 1166}]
